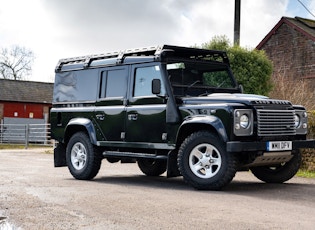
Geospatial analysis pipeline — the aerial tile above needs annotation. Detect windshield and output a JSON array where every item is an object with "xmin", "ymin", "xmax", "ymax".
[{"xmin": 167, "ymin": 61, "xmax": 237, "ymax": 96}]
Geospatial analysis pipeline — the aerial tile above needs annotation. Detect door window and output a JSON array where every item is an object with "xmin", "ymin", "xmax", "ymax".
[
  {"xmin": 133, "ymin": 65, "xmax": 165, "ymax": 97},
  {"xmin": 100, "ymin": 68, "xmax": 128, "ymax": 99}
]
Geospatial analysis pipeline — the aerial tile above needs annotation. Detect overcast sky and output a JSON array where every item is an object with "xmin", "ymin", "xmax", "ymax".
[{"xmin": 1, "ymin": 0, "xmax": 315, "ymax": 82}]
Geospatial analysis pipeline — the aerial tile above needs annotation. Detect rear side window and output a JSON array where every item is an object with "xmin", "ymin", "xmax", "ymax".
[
  {"xmin": 53, "ymin": 69, "xmax": 99, "ymax": 102},
  {"xmin": 100, "ymin": 68, "xmax": 128, "ymax": 98}
]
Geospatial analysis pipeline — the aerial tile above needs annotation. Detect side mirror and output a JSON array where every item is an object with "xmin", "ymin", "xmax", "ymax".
[{"xmin": 152, "ymin": 79, "xmax": 161, "ymax": 95}]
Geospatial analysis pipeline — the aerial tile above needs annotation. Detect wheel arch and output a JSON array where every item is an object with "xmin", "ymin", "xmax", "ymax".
[
  {"xmin": 64, "ymin": 118, "xmax": 97, "ymax": 145},
  {"xmin": 175, "ymin": 115, "xmax": 228, "ymax": 148}
]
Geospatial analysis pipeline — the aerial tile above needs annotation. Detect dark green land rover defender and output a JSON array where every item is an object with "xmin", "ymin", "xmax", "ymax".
[{"xmin": 51, "ymin": 45, "xmax": 315, "ymax": 190}]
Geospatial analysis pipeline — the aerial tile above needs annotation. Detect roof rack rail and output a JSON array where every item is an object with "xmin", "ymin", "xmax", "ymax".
[
  {"xmin": 55, "ymin": 45, "xmax": 163, "ymax": 72},
  {"xmin": 55, "ymin": 45, "xmax": 229, "ymax": 72}
]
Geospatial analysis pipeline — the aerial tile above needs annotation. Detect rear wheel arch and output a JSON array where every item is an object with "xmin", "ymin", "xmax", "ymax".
[
  {"xmin": 66, "ymin": 131, "xmax": 102, "ymax": 180},
  {"xmin": 54, "ymin": 124, "xmax": 92, "ymax": 169},
  {"xmin": 64, "ymin": 118, "xmax": 97, "ymax": 145}
]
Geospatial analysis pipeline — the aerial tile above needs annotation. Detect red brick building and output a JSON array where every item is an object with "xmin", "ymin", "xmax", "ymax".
[
  {"xmin": 256, "ymin": 16, "xmax": 315, "ymax": 85},
  {"xmin": 0, "ymin": 79, "xmax": 53, "ymax": 123}
]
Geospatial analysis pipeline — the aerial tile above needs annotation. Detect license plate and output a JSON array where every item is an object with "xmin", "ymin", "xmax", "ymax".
[{"xmin": 266, "ymin": 141, "xmax": 292, "ymax": 151}]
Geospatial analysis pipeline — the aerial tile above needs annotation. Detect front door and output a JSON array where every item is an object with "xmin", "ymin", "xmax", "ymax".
[{"xmin": 125, "ymin": 64, "xmax": 167, "ymax": 145}]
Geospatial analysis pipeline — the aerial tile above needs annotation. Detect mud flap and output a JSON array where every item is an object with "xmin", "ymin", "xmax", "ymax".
[
  {"xmin": 167, "ymin": 150, "xmax": 181, "ymax": 177},
  {"xmin": 54, "ymin": 143, "xmax": 67, "ymax": 167}
]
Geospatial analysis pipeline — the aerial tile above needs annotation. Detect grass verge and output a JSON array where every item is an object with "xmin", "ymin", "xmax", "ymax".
[
  {"xmin": 297, "ymin": 170, "xmax": 315, "ymax": 179},
  {"xmin": 0, "ymin": 144, "xmax": 52, "ymax": 150}
]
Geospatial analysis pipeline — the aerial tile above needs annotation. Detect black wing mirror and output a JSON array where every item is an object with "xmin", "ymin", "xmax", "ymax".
[{"xmin": 152, "ymin": 79, "xmax": 161, "ymax": 95}]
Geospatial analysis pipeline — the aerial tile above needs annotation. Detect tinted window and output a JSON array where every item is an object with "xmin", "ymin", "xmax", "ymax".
[
  {"xmin": 100, "ymin": 68, "xmax": 128, "ymax": 98},
  {"xmin": 53, "ymin": 69, "xmax": 98, "ymax": 102}
]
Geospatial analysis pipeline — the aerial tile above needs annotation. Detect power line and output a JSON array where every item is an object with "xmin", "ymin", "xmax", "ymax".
[{"xmin": 297, "ymin": 0, "xmax": 315, "ymax": 18}]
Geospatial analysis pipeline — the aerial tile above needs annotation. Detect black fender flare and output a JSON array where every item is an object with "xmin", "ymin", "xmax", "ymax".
[
  {"xmin": 178, "ymin": 115, "xmax": 228, "ymax": 143},
  {"xmin": 65, "ymin": 118, "xmax": 98, "ymax": 145}
]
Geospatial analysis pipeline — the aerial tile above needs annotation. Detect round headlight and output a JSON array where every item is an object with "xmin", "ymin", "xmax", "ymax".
[
  {"xmin": 294, "ymin": 114, "xmax": 300, "ymax": 128},
  {"xmin": 240, "ymin": 114, "xmax": 249, "ymax": 129}
]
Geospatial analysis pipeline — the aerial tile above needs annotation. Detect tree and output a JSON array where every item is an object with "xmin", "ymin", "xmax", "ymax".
[
  {"xmin": 201, "ymin": 36, "xmax": 273, "ymax": 96},
  {"xmin": 0, "ymin": 45, "xmax": 35, "ymax": 80}
]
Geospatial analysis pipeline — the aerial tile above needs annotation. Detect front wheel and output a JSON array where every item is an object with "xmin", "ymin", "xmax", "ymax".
[
  {"xmin": 177, "ymin": 131, "xmax": 237, "ymax": 190},
  {"xmin": 66, "ymin": 132, "xmax": 102, "ymax": 180},
  {"xmin": 250, "ymin": 150, "xmax": 302, "ymax": 183}
]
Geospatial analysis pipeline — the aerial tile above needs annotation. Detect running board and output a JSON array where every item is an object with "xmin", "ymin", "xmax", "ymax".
[{"xmin": 103, "ymin": 151, "xmax": 168, "ymax": 160}]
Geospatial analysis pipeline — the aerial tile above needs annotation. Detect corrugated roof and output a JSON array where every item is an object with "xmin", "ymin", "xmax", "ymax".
[
  {"xmin": 0, "ymin": 79, "xmax": 53, "ymax": 104},
  {"xmin": 257, "ymin": 16, "xmax": 315, "ymax": 49}
]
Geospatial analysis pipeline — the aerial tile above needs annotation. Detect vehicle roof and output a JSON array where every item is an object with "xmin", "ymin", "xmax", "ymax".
[{"xmin": 55, "ymin": 44, "xmax": 230, "ymax": 73}]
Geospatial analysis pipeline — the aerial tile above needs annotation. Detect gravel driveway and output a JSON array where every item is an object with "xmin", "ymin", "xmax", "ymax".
[{"xmin": 0, "ymin": 148, "xmax": 315, "ymax": 230}]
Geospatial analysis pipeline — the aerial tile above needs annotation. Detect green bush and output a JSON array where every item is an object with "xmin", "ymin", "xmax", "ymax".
[{"xmin": 300, "ymin": 111, "xmax": 315, "ymax": 172}]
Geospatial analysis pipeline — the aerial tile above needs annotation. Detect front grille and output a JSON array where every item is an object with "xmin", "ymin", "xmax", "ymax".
[{"xmin": 257, "ymin": 109, "xmax": 296, "ymax": 136}]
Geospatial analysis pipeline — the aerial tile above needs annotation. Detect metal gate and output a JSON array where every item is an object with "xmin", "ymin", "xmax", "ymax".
[{"xmin": 0, "ymin": 118, "xmax": 52, "ymax": 147}]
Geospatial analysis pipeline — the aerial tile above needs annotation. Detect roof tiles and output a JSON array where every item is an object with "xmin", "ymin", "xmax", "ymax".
[{"xmin": 0, "ymin": 79, "xmax": 53, "ymax": 104}]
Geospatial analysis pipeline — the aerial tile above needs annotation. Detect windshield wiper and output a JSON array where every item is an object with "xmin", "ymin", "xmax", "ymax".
[{"xmin": 184, "ymin": 80, "xmax": 201, "ymax": 95}]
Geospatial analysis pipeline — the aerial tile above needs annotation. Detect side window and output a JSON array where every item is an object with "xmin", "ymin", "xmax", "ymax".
[
  {"xmin": 54, "ymin": 69, "xmax": 99, "ymax": 102},
  {"xmin": 134, "ymin": 65, "xmax": 165, "ymax": 97},
  {"xmin": 100, "ymin": 68, "xmax": 128, "ymax": 98}
]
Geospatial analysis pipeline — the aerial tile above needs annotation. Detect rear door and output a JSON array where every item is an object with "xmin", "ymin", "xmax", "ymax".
[{"xmin": 94, "ymin": 66, "xmax": 128, "ymax": 142}]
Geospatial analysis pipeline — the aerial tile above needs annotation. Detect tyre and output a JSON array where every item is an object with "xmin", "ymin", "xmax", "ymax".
[
  {"xmin": 137, "ymin": 159, "xmax": 167, "ymax": 176},
  {"xmin": 250, "ymin": 150, "xmax": 302, "ymax": 183},
  {"xmin": 66, "ymin": 132, "xmax": 102, "ymax": 180},
  {"xmin": 178, "ymin": 131, "xmax": 237, "ymax": 190}
]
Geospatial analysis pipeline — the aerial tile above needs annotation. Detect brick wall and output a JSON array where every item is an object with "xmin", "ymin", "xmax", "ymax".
[
  {"xmin": 260, "ymin": 23, "xmax": 315, "ymax": 86},
  {"xmin": 260, "ymin": 22, "xmax": 315, "ymax": 171}
]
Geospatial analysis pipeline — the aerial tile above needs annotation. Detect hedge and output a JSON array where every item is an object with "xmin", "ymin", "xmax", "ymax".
[{"xmin": 301, "ymin": 111, "xmax": 315, "ymax": 171}]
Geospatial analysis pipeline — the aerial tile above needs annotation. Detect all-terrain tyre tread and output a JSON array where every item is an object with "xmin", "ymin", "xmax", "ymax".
[
  {"xmin": 250, "ymin": 150, "xmax": 302, "ymax": 183},
  {"xmin": 137, "ymin": 159, "xmax": 167, "ymax": 176},
  {"xmin": 177, "ymin": 131, "xmax": 237, "ymax": 190},
  {"xmin": 66, "ymin": 132, "xmax": 102, "ymax": 180}
]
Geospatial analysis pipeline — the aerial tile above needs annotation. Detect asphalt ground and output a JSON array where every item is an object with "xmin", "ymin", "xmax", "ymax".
[{"xmin": 0, "ymin": 148, "xmax": 315, "ymax": 230}]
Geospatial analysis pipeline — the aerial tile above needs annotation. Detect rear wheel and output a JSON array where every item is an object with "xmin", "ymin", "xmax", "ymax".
[
  {"xmin": 178, "ymin": 131, "xmax": 237, "ymax": 190},
  {"xmin": 137, "ymin": 159, "xmax": 167, "ymax": 176},
  {"xmin": 66, "ymin": 132, "xmax": 102, "ymax": 180},
  {"xmin": 250, "ymin": 150, "xmax": 301, "ymax": 183}
]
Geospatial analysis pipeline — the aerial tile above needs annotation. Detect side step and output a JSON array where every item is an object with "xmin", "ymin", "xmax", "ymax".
[{"xmin": 103, "ymin": 151, "xmax": 168, "ymax": 160}]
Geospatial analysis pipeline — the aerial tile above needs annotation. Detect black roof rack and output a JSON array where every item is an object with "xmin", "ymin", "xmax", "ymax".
[{"xmin": 55, "ymin": 45, "xmax": 229, "ymax": 73}]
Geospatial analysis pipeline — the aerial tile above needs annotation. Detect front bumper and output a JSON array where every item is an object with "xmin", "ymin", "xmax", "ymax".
[{"xmin": 226, "ymin": 139, "xmax": 315, "ymax": 153}]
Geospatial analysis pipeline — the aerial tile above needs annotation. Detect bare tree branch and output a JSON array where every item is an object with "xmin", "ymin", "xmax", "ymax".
[{"xmin": 0, "ymin": 45, "xmax": 35, "ymax": 80}]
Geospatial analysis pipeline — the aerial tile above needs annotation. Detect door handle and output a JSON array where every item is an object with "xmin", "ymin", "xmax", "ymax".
[
  {"xmin": 96, "ymin": 114, "xmax": 105, "ymax": 120},
  {"xmin": 128, "ymin": 114, "xmax": 138, "ymax": 121}
]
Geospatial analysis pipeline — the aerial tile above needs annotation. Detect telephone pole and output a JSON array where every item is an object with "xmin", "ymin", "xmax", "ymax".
[{"xmin": 234, "ymin": 0, "xmax": 241, "ymax": 46}]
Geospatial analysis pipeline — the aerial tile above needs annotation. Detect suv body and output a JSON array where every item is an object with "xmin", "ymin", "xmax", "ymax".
[{"xmin": 51, "ymin": 45, "xmax": 315, "ymax": 190}]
